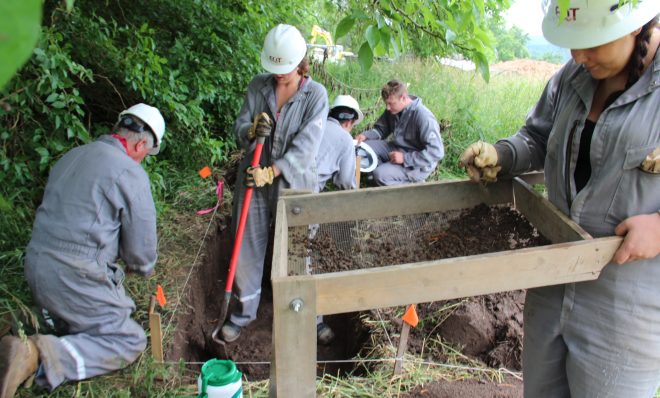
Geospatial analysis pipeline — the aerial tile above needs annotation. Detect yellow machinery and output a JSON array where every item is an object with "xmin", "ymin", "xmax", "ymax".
[{"xmin": 308, "ymin": 25, "xmax": 354, "ymax": 63}]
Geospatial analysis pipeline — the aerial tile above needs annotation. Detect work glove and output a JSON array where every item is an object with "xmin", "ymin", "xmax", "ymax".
[
  {"xmin": 459, "ymin": 141, "xmax": 501, "ymax": 183},
  {"xmin": 247, "ymin": 112, "xmax": 273, "ymax": 141},
  {"xmin": 640, "ymin": 147, "xmax": 660, "ymax": 173},
  {"xmin": 245, "ymin": 166, "xmax": 275, "ymax": 187}
]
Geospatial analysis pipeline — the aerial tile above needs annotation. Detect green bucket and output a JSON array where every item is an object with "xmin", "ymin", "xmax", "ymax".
[{"xmin": 197, "ymin": 359, "xmax": 243, "ymax": 398}]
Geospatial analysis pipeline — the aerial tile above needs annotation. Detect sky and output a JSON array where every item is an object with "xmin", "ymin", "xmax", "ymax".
[{"xmin": 504, "ymin": 0, "xmax": 545, "ymax": 37}]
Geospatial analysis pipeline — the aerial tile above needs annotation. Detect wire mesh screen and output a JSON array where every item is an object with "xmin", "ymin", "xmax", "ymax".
[{"xmin": 286, "ymin": 204, "xmax": 550, "ymax": 276}]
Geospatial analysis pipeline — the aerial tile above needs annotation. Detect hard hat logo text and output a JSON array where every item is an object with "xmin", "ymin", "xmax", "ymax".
[
  {"xmin": 269, "ymin": 56, "xmax": 283, "ymax": 64},
  {"xmin": 554, "ymin": 6, "xmax": 580, "ymax": 21}
]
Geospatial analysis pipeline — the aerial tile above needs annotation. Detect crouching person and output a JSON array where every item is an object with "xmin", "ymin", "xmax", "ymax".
[{"xmin": 0, "ymin": 103, "xmax": 166, "ymax": 397}]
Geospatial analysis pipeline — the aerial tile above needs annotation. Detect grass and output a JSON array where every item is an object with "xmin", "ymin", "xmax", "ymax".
[{"xmin": 5, "ymin": 59, "xmax": 554, "ymax": 396}]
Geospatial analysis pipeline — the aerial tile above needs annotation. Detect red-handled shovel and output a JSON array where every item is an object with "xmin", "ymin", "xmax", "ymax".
[{"xmin": 211, "ymin": 113, "xmax": 271, "ymax": 346}]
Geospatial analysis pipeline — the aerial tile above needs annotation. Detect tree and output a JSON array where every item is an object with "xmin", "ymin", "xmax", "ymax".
[
  {"xmin": 332, "ymin": 0, "xmax": 512, "ymax": 81},
  {"xmin": 488, "ymin": 19, "xmax": 530, "ymax": 62}
]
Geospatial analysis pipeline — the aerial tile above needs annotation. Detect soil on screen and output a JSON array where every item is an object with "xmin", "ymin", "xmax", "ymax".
[{"xmin": 169, "ymin": 202, "xmax": 548, "ymax": 396}]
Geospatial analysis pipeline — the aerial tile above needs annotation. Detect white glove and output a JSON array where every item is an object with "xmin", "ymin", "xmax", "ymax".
[{"xmin": 459, "ymin": 141, "xmax": 501, "ymax": 183}]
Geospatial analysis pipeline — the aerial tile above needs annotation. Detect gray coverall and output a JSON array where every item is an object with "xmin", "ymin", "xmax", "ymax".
[
  {"xmin": 315, "ymin": 117, "xmax": 357, "ymax": 193},
  {"xmin": 361, "ymin": 96, "xmax": 444, "ymax": 185},
  {"xmin": 496, "ymin": 52, "xmax": 660, "ymax": 397},
  {"xmin": 24, "ymin": 135, "xmax": 157, "ymax": 390},
  {"xmin": 230, "ymin": 74, "xmax": 327, "ymax": 327}
]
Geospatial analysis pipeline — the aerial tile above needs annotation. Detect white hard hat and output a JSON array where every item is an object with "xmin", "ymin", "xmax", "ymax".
[
  {"xmin": 542, "ymin": 0, "xmax": 660, "ymax": 49},
  {"xmin": 353, "ymin": 140, "xmax": 378, "ymax": 173},
  {"xmin": 261, "ymin": 24, "xmax": 307, "ymax": 74},
  {"xmin": 331, "ymin": 95, "xmax": 364, "ymax": 125},
  {"xmin": 120, "ymin": 103, "xmax": 166, "ymax": 155}
]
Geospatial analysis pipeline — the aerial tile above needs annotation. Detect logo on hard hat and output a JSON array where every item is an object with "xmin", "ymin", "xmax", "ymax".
[
  {"xmin": 269, "ymin": 56, "xmax": 283, "ymax": 64},
  {"xmin": 554, "ymin": 6, "xmax": 580, "ymax": 21}
]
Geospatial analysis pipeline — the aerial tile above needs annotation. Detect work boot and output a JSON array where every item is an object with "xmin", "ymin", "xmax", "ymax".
[
  {"xmin": 0, "ymin": 335, "xmax": 39, "ymax": 398},
  {"xmin": 317, "ymin": 323, "xmax": 335, "ymax": 345},
  {"xmin": 221, "ymin": 321, "xmax": 241, "ymax": 343}
]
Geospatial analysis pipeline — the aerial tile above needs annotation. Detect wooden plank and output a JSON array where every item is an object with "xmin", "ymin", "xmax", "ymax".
[
  {"xmin": 513, "ymin": 178, "xmax": 592, "ymax": 243},
  {"xmin": 355, "ymin": 155, "xmax": 361, "ymax": 188},
  {"xmin": 148, "ymin": 296, "xmax": 163, "ymax": 362},
  {"xmin": 314, "ymin": 237, "xmax": 621, "ymax": 315},
  {"xmin": 282, "ymin": 179, "xmax": 514, "ymax": 227},
  {"xmin": 517, "ymin": 171, "xmax": 545, "ymax": 185},
  {"xmin": 272, "ymin": 200, "xmax": 289, "ymax": 279},
  {"xmin": 271, "ymin": 279, "xmax": 317, "ymax": 398}
]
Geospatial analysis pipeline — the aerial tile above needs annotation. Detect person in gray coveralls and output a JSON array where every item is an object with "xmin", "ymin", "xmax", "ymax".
[
  {"xmin": 220, "ymin": 24, "xmax": 328, "ymax": 343},
  {"xmin": 0, "ymin": 104, "xmax": 165, "ymax": 398},
  {"xmin": 316, "ymin": 94, "xmax": 364, "ymax": 193},
  {"xmin": 355, "ymin": 79, "xmax": 444, "ymax": 186},
  {"xmin": 460, "ymin": 1, "xmax": 660, "ymax": 396}
]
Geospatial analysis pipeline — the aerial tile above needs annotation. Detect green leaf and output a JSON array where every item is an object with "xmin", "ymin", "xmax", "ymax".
[
  {"xmin": 474, "ymin": 52, "xmax": 490, "ymax": 83},
  {"xmin": 357, "ymin": 42, "xmax": 373, "ymax": 71},
  {"xmin": 335, "ymin": 16, "xmax": 355, "ymax": 41},
  {"xmin": 0, "ymin": 0, "xmax": 42, "ymax": 90},
  {"xmin": 65, "ymin": 0, "xmax": 75, "ymax": 12},
  {"xmin": 365, "ymin": 25, "xmax": 380, "ymax": 49},
  {"xmin": 0, "ymin": 194, "xmax": 11, "ymax": 211}
]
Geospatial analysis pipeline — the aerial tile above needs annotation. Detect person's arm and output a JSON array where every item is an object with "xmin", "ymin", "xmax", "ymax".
[
  {"xmin": 613, "ymin": 212, "xmax": 660, "ymax": 264},
  {"xmin": 118, "ymin": 169, "xmax": 158, "ymax": 276},
  {"xmin": 333, "ymin": 139, "xmax": 357, "ymax": 190},
  {"xmin": 360, "ymin": 112, "xmax": 389, "ymax": 141},
  {"xmin": 273, "ymin": 84, "xmax": 328, "ymax": 184},
  {"xmin": 402, "ymin": 112, "xmax": 444, "ymax": 168}
]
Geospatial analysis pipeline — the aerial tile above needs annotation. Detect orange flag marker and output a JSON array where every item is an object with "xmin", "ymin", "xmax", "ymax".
[
  {"xmin": 156, "ymin": 284, "xmax": 167, "ymax": 308},
  {"xmin": 198, "ymin": 166, "xmax": 212, "ymax": 179},
  {"xmin": 402, "ymin": 304, "xmax": 418, "ymax": 327}
]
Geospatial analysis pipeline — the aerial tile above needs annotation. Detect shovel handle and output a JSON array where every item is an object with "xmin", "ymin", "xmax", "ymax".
[{"xmin": 224, "ymin": 135, "xmax": 267, "ymax": 294}]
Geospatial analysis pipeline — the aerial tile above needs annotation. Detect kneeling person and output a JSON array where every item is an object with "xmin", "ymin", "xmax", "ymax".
[
  {"xmin": 355, "ymin": 79, "xmax": 444, "ymax": 186},
  {"xmin": 0, "ymin": 104, "xmax": 165, "ymax": 397},
  {"xmin": 316, "ymin": 94, "xmax": 364, "ymax": 192}
]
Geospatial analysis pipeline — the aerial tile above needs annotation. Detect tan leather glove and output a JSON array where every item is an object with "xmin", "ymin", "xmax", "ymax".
[
  {"xmin": 245, "ymin": 166, "xmax": 275, "ymax": 187},
  {"xmin": 247, "ymin": 112, "xmax": 273, "ymax": 141},
  {"xmin": 640, "ymin": 147, "xmax": 660, "ymax": 173},
  {"xmin": 459, "ymin": 141, "xmax": 502, "ymax": 183}
]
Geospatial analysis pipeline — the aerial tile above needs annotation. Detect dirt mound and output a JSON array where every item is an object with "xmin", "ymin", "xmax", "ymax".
[
  {"xmin": 402, "ymin": 376, "xmax": 523, "ymax": 398},
  {"xmin": 491, "ymin": 59, "xmax": 562, "ymax": 79}
]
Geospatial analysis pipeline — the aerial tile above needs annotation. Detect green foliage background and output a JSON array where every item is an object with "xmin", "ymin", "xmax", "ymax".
[{"xmin": 0, "ymin": 0, "xmax": 309, "ymax": 268}]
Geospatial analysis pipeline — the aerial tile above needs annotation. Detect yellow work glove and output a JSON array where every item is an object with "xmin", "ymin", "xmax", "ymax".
[
  {"xmin": 247, "ymin": 112, "xmax": 273, "ymax": 141},
  {"xmin": 245, "ymin": 166, "xmax": 275, "ymax": 188},
  {"xmin": 640, "ymin": 147, "xmax": 660, "ymax": 173},
  {"xmin": 459, "ymin": 141, "xmax": 501, "ymax": 183}
]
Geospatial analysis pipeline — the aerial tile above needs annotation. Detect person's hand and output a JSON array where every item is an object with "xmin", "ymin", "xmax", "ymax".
[
  {"xmin": 245, "ymin": 166, "xmax": 275, "ymax": 187},
  {"xmin": 459, "ymin": 141, "xmax": 501, "ymax": 183},
  {"xmin": 640, "ymin": 147, "xmax": 659, "ymax": 173},
  {"xmin": 613, "ymin": 212, "xmax": 660, "ymax": 264},
  {"xmin": 247, "ymin": 112, "xmax": 273, "ymax": 141},
  {"xmin": 355, "ymin": 134, "xmax": 367, "ymax": 143},
  {"xmin": 389, "ymin": 151, "xmax": 404, "ymax": 164}
]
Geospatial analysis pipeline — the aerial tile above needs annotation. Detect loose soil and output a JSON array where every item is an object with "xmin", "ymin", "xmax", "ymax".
[
  {"xmin": 491, "ymin": 59, "xmax": 562, "ymax": 79},
  {"xmin": 169, "ymin": 202, "xmax": 549, "ymax": 396}
]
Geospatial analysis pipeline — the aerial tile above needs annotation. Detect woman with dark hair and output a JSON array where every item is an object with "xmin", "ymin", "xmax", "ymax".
[
  {"xmin": 460, "ymin": 1, "xmax": 659, "ymax": 396},
  {"xmin": 220, "ymin": 24, "xmax": 328, "ymax": 343}
]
